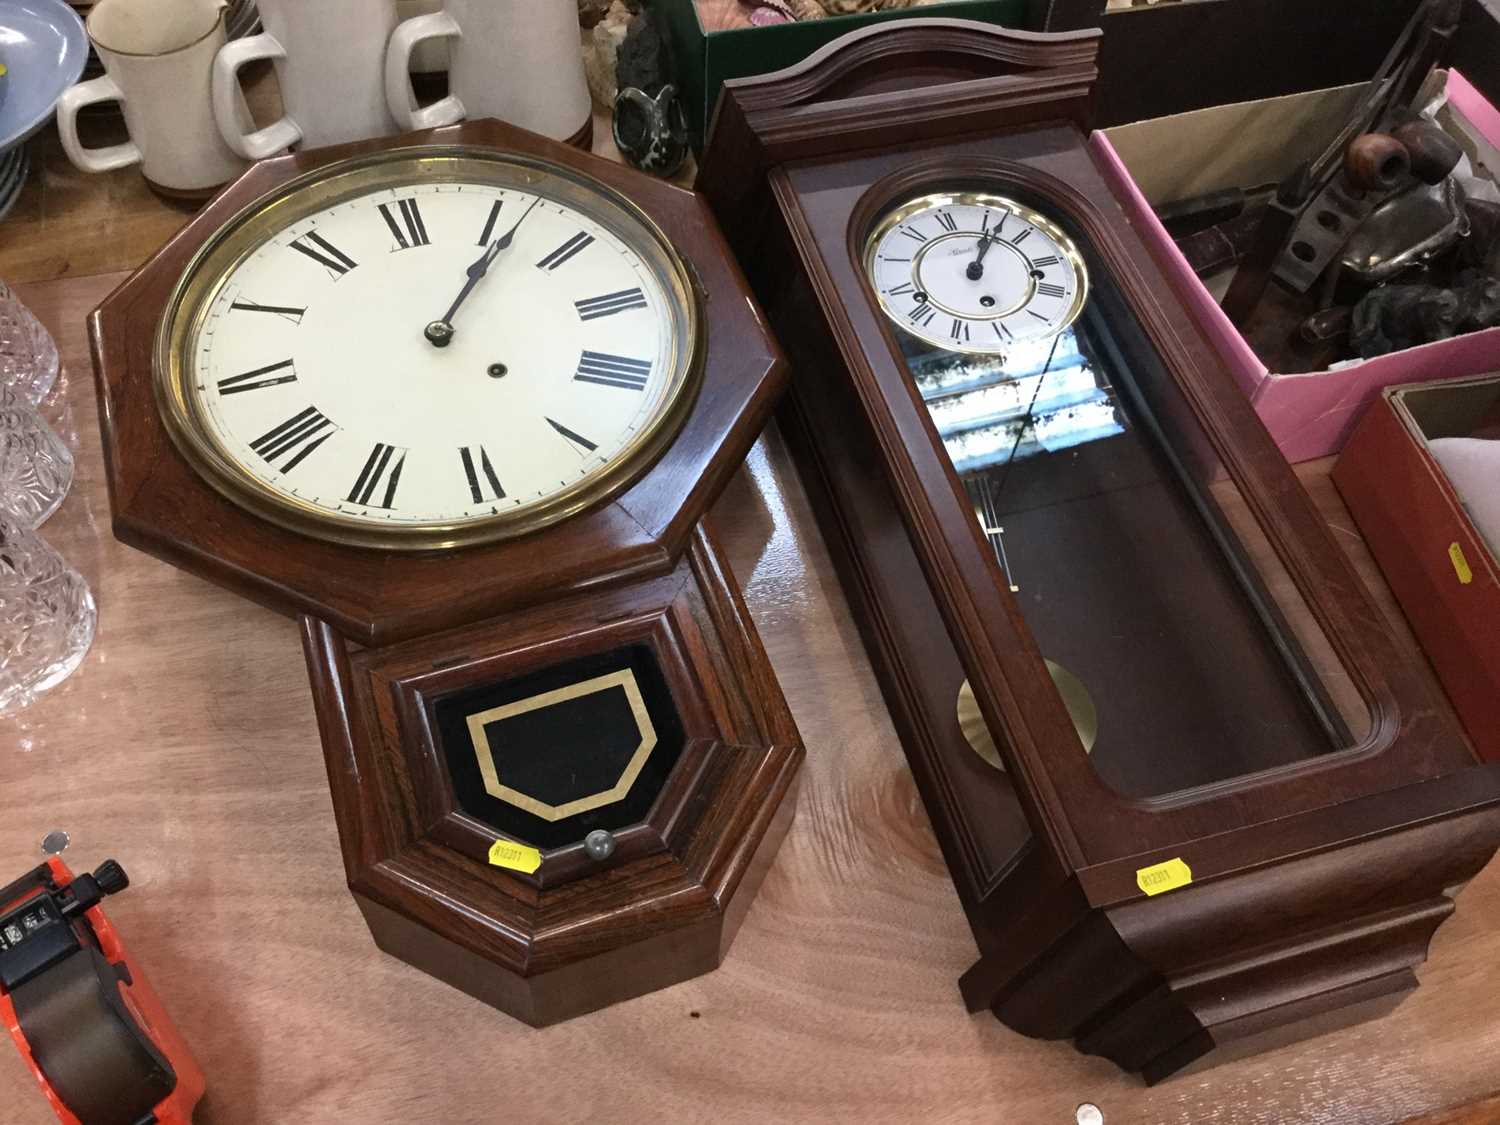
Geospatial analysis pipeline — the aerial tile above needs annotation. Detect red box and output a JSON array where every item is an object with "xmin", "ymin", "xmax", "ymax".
[{"xmin": 1333, "ymin": 374, "xmax": 1500, "ymax": 761}]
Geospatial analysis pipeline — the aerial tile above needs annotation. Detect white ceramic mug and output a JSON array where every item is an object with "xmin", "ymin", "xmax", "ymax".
[
  {"xmin": 385, "ymin": 0, "xmax": 590, "ymax": 142},
  {"xmin": 56, "ymin": 0, "xmax": 251, "ymax": 194},
  {"xmin": 213, "ymin": 0, "xmax": 403, "ymax": 159},
  {"xmin": 397, "ymin": 0, "xmax": 448, "ymax": 74}
]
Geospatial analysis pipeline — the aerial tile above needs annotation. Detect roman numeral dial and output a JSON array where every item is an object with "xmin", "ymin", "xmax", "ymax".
[
  {"xmin": 378, "ymin": 198, "xmax": 430, "ymax": 251},
  {"xmin": 185, "ymin": 167, "xmax": 693, "ymax": 544},
  {"xmin": 865, "ymin": 191, "xmax": 1088, "ymax": 355},
  {"xmin": 250, "ymin": 407, "xmax": 336, "ymax": 471},
  {"xmin": 290, "ymin": 231, "xmax": 357, "ymax": 277},
  {"xmin": 460, "ymin": 446, "xmax": 505, "ymax": 504},
  {"xmin": 575, "ymin": 351, "xmax": 651, "ymax": 391},
  {"xmin": 348, "ymin": 443, "xmax": 406, "ymax": 508}
]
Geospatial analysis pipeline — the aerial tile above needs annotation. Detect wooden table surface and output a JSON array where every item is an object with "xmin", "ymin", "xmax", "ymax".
[{"xmin": 3, "ymin": 100, "xmax": 1500, "ymax": 1125}]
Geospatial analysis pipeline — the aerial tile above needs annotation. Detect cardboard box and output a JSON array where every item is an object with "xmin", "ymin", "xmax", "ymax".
[
  {"xmin": 1333, "ymin": 373, "xmax": 1500, "ymax": 762},
  {"xmin": 1091, "ymin": 70, "xmax": 1500, "ymax": 463},
  {"xmin": 651, "ymin": 0, "xmax": 1027, "ymax": 151}
]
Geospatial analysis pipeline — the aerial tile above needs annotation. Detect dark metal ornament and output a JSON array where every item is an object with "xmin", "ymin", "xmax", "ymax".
[{"xmin": 613, "ymin": 85, "xmax": 689, "ymax": 178}]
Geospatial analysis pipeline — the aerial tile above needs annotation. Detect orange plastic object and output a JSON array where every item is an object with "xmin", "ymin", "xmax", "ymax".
[{"xmin": 0, "ymin": 857, "xmax": 205, "ymax": 1124}]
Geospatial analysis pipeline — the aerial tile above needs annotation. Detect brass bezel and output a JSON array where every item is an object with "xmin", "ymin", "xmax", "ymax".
[
  {"xmin": 154, "ymin": 145, "xmax": 704, "ymax": 552},
  {"xmin": 862, "ymin": 190, "xmax": 1089, "ymax": 356}
]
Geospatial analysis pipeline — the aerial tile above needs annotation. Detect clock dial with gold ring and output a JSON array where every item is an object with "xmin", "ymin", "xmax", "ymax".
[
  {"xmin": 864, "ymin": 191, "xmax": 1087, "ymax": 355},
  {"xmin": 155, "ymin": 147, "xmax": 700, "ymax": 550}
]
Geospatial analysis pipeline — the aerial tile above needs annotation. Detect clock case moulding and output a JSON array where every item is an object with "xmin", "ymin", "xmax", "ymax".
[
  {"xmin": 304, "ymin": 521, "xmax": 802, "ymax": 1026},
  {"xmin": 88, "ymin": 118, "xmax": 804, "ymax": 1025},
  {"xmin": 697, "ymin": 19, "xmax": 1500, "ymax": 1082},
  {"xmin": 89, "ymin": 119, "xmax": 785, "ymax": 648}
]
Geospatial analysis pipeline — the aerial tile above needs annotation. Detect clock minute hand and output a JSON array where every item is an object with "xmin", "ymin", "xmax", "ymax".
[{"xmin": 425, "ymin": 195, "xmax": 543, "ymax": 347}]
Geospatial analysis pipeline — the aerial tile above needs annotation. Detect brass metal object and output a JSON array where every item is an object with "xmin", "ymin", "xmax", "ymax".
[
  {"xmin": 154, "ymin": 145, "xmax": 703, "ymax": 551},
  {"xmin": 957, "ymin": 659, "xmax": 1099, "ymax": 770}
]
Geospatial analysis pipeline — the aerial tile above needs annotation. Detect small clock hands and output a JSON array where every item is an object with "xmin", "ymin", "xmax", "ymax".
[
  {"xmin": 966, "ymin": 229, "xmax": 998, "ymax": 281},
  {"xmin": 425, "ymin": 195, "xmax": 543, "ymax": 347}
]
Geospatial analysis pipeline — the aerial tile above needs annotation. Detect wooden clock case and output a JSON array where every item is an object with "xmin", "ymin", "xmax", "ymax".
[
  {"xmin": 699, "ymin": 21, "xmax": 1500, "ymax": 1081},
  {"xmin": 304, "ymin": 522, "xmax": 802, "ymax": 1025},
  {"xmin": 89, "ymin": 119, "xmax": 785, "ymax": 648},
  {"xmin": 88, "ymin": 119, "xmax": 804, "ymax": 1024}
]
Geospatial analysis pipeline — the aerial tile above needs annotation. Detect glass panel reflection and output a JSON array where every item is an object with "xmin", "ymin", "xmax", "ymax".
[{"xmin": 903, "ymin": 311, "xmax": 1367, "ymax": 799}]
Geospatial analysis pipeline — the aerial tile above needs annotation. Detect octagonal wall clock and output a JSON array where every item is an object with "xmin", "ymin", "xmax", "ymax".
[
  {"xmin": 699, "ymin": 20, "xmax": 1500, "ymax": 1081},
  {"xmin": 91, "ymin": 119, "xmax": 784, "ymax": 647},
  {"xmin": 89, "ymin": 119, "xmax": 802, "ymax": 1025}
]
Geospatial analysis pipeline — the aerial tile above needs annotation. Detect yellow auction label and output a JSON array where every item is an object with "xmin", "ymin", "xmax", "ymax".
[
  {"xmin": 1136, "ymin": 857, "xmax": 1193, "ymax": 897},
  {"xmin": 487, "ymin": 839, "xmax": 542, "ymax": 874},
  {"xmin": 1450, "ymin": 542, "xmax": 1474, "ymax": 585}
]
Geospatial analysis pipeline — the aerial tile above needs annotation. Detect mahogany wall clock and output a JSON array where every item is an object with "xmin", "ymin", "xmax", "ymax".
[
  {"xmin": 699, "ymin": 20, "xmax": 1500, "ymax": 1081},
  {"xmin": 89, "ymin": 119, "xmax": 803, "ymax": 1025}
]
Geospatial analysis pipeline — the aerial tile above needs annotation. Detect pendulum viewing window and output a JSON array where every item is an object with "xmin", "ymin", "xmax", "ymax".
[{"xmin": 898, "ymin": 263, "xmax": 1372, "ymax": 799}]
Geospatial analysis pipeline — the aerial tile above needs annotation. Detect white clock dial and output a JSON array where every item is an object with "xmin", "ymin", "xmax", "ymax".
[
  {"xmin": 158, "ymin": 151, "xmax": 698, "ymax": 549},
  {"xmin": 865, "ymin": 192, "xmax": 1088, "ymax": 355}
]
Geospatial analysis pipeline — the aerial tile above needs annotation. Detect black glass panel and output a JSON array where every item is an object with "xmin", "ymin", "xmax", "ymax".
[{"xmin": 431, "ymin": 645, "xmax": 686, "ymax": 850}]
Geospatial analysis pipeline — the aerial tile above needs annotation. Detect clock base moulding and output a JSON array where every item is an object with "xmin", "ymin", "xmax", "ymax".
[
  {"xmin": 302, "ymin": 522, "xmax": 804, "ymax": 1026},
  {"xmin": 698, "ymin": 18, "xmax": 1500, "ymax": 1082}
]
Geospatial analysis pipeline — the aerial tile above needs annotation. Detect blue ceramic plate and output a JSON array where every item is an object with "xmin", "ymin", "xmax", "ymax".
[
  {"xmin": 0, "ymin": 0, "xmax": 87, "ymax": 150},
  {"xmin": 0, "ymin": 145, "xmax": 30, "ymax": 221}
]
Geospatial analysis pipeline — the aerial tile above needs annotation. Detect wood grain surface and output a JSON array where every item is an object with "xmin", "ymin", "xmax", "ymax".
[{"xmin": 1, "ymin": 109, "xmax": 1498, "ymax": 1123}]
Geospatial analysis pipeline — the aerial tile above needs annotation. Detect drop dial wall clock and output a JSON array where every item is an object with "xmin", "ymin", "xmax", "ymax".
[
  {"xmin": 700, "ymin": 20, "xmax": 1500, "ymax": 1082},
  {"xmin": 90, "ymin": 119, "xmax": 802, "ymax": 1026}
]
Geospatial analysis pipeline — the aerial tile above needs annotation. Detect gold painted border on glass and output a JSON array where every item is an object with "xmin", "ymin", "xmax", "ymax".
[
  {"xmin": 464, "ymin": 669, "xmax": 658, "ymax": 822},
  {"xmin": 862, "ymin": 191, "xmax": 1089, "ymax": 356},
  {"xmin": 154, "ymin": 145, "xmax": 704, "ymax": 551}
]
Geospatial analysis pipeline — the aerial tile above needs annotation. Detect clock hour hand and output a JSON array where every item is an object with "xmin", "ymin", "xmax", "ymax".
[
  {"xmin": 966, "ymin": 230, "xmax": 998, "ymax": 282},
  {"xmin": 425, "ymin": 195, "xmax": 543, "ymax": 347}
]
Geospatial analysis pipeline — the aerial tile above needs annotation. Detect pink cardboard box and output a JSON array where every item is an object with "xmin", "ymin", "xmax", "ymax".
[{"xmin": 1091, "ymin": 71, "xmax": 1500, "ymax": 463}]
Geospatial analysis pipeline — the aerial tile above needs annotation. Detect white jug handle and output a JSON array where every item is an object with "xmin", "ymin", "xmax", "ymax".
[
  {"xmin": 56, "ymin": 76, "xmax": 142, "ymax": 174},
  {"xmin": 213, "ymin": 32, "xmax": 302, "ymax": 159},
  {"xmin": 386, "ymin": 11, "xmax": 465, "ymax": 130}
]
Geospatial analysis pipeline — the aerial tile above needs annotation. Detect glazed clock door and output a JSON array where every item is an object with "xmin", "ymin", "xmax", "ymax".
[{"xmin": 852, "ymin": 184, "xmax": 1372, "ymax": 797}]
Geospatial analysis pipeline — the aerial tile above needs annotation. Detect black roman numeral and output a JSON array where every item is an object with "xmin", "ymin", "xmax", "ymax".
[
  {"xmin": 230, "ymin": 300, "xmax": 305, "ymax": 324},
  {"xmin": 1009, "ymin": 228, "xmax": 1032, "ymax": 246},
  {"xmin": 218, "ymin": 358, "xmax": 296, "ymax": 396},
  {"xmin": 886, "ymin": 282, "xmax": 914, "ymax": 296},
  {"xmin": 935, "ymin": 210, "xmax": 958, "ymax": 233},
  {"xmin": 994, "ymin": 321, "xmax": 1013, "ymax": 342},
  {"xmin": 1031, "ymin": 255, "xmax": 1060, "ymax": 269},
  {"xmin": 377, "ymin": 198, "xmax": 430, "ymax": 251},
  {"xmin": 537, "ymin": 232, "xmax": 595, "ymax": 271},
  {"xmin": 950, "ymin": 319, "xmax": 970, "ymax": 342},
  {"xmin": 1027, "ymin": 309, "xmax": 1050, "ymax": 321},
  {"xmin": 547, "ymin": 417, "xmax": 597, "ymax": 453},
  {"xmin": 575, "ymin": 288, "xmax": 647, "ymax": 321},
  {"xmin": 249, "ymin": 407, "xmax": 335, "ymax": 471},
  {"xmin": 899, "ymin": 227, "xmax": 929, "ymax": 244},
  {"xmin": 460, "ymin": 445, "xmax": 505, "ymax": 503},
  {"xmin": 575, "ymin": 351, "xmax": 651, "ymax": 391},
  {"xmin": 478, "ymin": 199, "xmax": 503, "ymax": 245},
  {"xmin": 290, "ymin": 231, "xmax": 357, "ymax": 278},
  {"xmin": 912, "ymin": 306, "xmax": 936, "ymax": 328},
  {"xmin": 348, "ymin": 443, "xmax": 406, "ymax": 508},
  {"xmin": 1037, "ymin": 282, "xmax": 1067, "ymax": 298}
]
